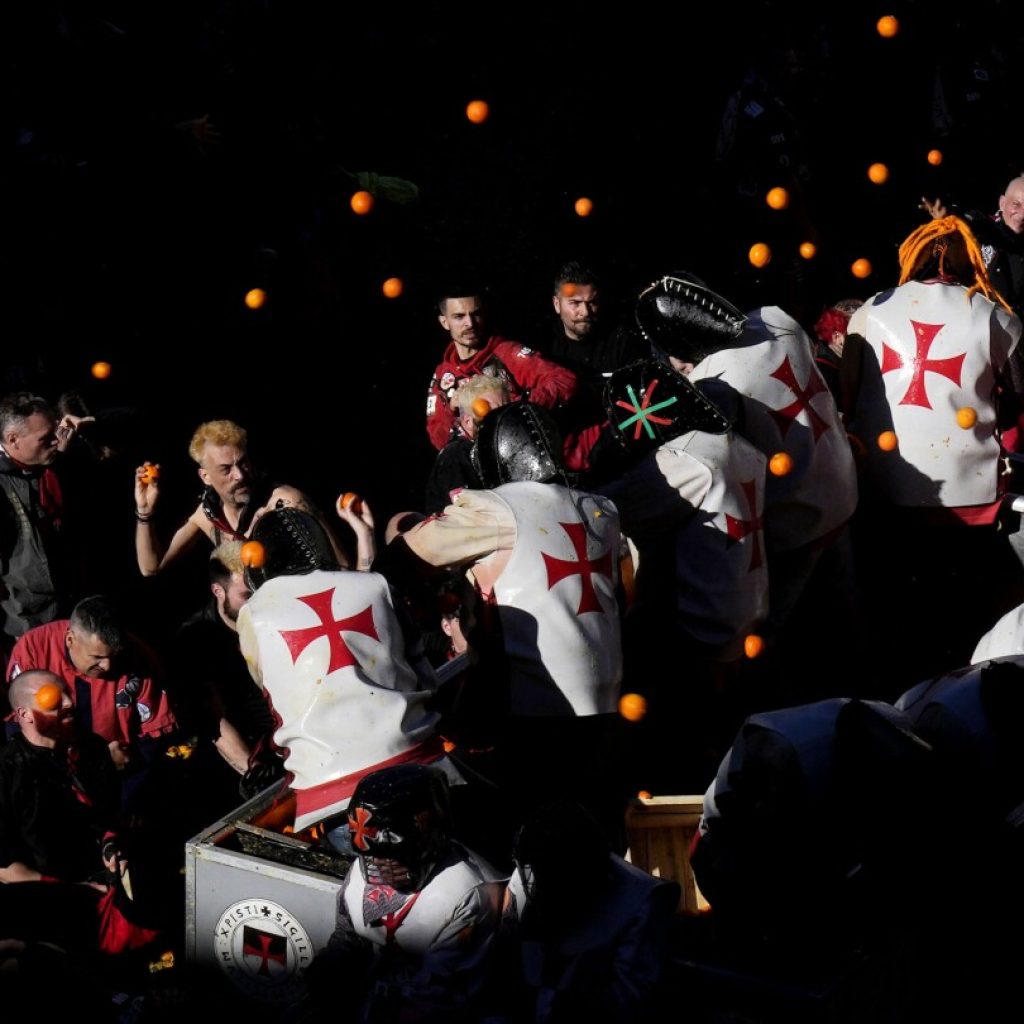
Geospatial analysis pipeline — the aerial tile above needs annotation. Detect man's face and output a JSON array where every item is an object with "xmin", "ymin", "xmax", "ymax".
[
  {"xmin": 216, "ymin": 571, "xmax": 252, "ymax": 623},
  {"xmin": 999, "ymin": 182, "xmax": 1024, "ymax": 234},
  {"xmin": 553, "ymin": 283, "xmax": 600, "ymax": 341},
  {"xmin": 25, "ymin": 679, "xmax": 75, "ymax": 740},
  {"xmin": 458, "ymin": 389, "xmax": 505, "ymax": 440},
  {"xmin": 439, "ymin": 297, "xmax": 486, "ymax": 353},
  {"xmin": 4, "ymin": 412, "xmax": 59, "ymax": 467},
  {"xmin": 199, "ymin": 444, "xmax": 253, "ymax": 508},
  {"xmin": 66, "ymin": 629, "xmax": 116, "ymax": 679}
]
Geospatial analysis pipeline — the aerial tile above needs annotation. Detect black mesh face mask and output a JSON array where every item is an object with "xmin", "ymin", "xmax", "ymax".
[{"xmin": 347, "ymin": 765, "xmax": 452, "ymax": 893}]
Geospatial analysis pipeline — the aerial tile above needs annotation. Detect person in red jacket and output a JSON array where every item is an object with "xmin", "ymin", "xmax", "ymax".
[{"xmin": 425, "ymin": 287, "xmax": 577, "ymax": 451}]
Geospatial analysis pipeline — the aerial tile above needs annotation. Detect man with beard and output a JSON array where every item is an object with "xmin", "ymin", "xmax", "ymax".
[
  {"xmin": 167, "ymin": 541, "xmax": 278, "ymax": 822},
  {"xmin": 133, "ymin": 418, "xmax": 354, "ymax": 575},
  {"xmin": 426, "ymin": 288, "xmax": 576, "ymax": 451}
]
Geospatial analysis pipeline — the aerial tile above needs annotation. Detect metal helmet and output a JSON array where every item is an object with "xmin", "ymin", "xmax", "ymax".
[
  {"xmin": 471, "ymin": 401, "xmax": 564, "ymax": 489},
  {"xmin": 346, "ymin": 764, "xmax": 452, "ymax": 892},
  {"xmin": 604, "ymin": 358, "xmax": 732, "ymax": 460},
  {"xmin": 635, "ymin": 272, "xmax": 747, "ymax": 366},
  {"xmin": 244, "ymin": 506, "xmax": 339, "ymax": 591}
]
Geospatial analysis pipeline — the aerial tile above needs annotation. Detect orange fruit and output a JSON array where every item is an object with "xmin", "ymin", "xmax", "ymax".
[
  {"xmin": 927, "ymin": 149, "xmax": 943, "ymax": 166},
  {"xmin": 867, "ymin": 163, "xmax": 890, "ymax": 185},
  {"xmin": 560, "ymin": 282, "xmax": 578, "ymax": 297},
  {"xmin": 244, "ymin": 288, "xmax": 267, "ymax": 310},
  {"xmin": 465, "ymin": 99, "xmax": 489, "ymax": 124},
  {"xmin": 382, "ymin": 277, "xmax": 403, "ymax": 299},
  {"xmin": 637, "ymin": 790, "xmax": 652, "ymax": 800},
  {"xmin": 956, "ymin": 407, "xmax": 977, "ymax": 429},
  {"xmin": 766, "ymin": 186, "xmax": 790, "ymax": 210},
  {"xmin": 240, "ymin": 540, "xmax": 266, "ymax": 568},
  {"xmin": 748, "ymin": 242, "xmax": 772, "ymax": 268},
  {"xmin": 471, "ymin": 398, "xmax": 492, "ymax": 419},
  {"xmin": 443, "ymin": 739, "xmax": 456, "ymax": 753},
  {"xmin": 799, "ymin": 241, "xmax": 817, "ymax": 260},
  {"xmin": 350, "ymin": 190, "xmax": 374, "ymax": 215},
  {"xmin": 618, "ymin": 692, "xmax": 647, "ymax": 722},
  {"xmin": 769, "ymin": 452, "xmax": 793, "ymax": 476},
  {"xmin": 91, "ymin": 361, "xmax": 112, "ymax": 380},
  {"xmin": 574, "ymin": 196, "xmax": 593, "ymax": 217},
  {"xmin": 141, "ymin": 462, "xmax": 160, "ymax": 484},
  {"xmin": 877, "ymin": 430, "xmax": 898, "ymax": 451},
  {"xmin": 744, "ymin": 634, "xmax": 765, "ymax": 659},
  {"xmin": 852, "ymin": 258, "xmax": 873, "ymax": 279},
  {"xmin": 876, "ymin": 15, "xmax": 899, "ymax": 38},
  {"xmin": 336, "ymin": 492, "xmax": 362, "ymax": 515},
  {"xmin": 35, "ymin": 682, "xmax": 63, "ymax": 711}
]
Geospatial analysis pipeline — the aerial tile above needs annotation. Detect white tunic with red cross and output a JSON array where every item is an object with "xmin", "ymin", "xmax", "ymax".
[
  {"xmin": 689, "ymin": 306, "xmax": 857, "ymax": 552},
  {"xmin": 238, "ymin": 570, "xmax": 445, "ymax": 832},
  {"xmin": 668, "ymin": 428, "xmax": 769, "ymax": 658},
  {"xmin": 599, "ymin": 423, "xmax": 768, "ymax": 659},
  {"xmin": 847, "ymin": 280, "xmax": 1022, "ymax": 513},
  {"xmin": 469, "ymin": 482, "xmax": 623, "ymax": 717}
]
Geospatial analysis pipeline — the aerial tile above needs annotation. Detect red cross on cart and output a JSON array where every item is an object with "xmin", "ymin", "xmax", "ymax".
[
  {"xmin": 541, "ymin": 522, "xmax": 613, "ymax": 615},
  {"xmin": 724, "ymin": 479, "xmax": 764, "ymax": 572},
  {"xmin": 881, "ymin": 320, "xmax": 965, "ymax": 408},
  {"xmin": 768, "ymin": 355, "xmax": 832, "ymax": 440},
  {"xmin": 242, "ymin": 926, "xmax": 287, "ymax": 976},
  {"xmin": 279, "ymin": 589, "xmax": 379, "ymax": 674}
]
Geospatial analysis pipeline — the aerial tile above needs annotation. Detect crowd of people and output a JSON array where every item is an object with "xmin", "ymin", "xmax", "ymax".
[{"xmin": 4, "ymin": 187, "xmax": 1024, "ymax": 1020}]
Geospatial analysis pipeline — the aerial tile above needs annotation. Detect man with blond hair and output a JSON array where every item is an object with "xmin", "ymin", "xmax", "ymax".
[{"xmin": 132, "ymin": 418, "xmax": 354, "ymax": 575}]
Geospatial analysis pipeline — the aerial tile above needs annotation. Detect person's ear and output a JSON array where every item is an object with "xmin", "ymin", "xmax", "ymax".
[
  {"xmin": 211, "ymin": 582, "xmax": 225, "ymax": 602},
  {"xmin": 439, "ymin": 313, "xmax": 450, "ymax": 334}
]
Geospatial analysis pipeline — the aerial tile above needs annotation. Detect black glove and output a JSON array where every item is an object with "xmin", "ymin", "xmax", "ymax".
[{"xmin": 239, "ymin": 750, "xmax": 287, "ymax": 800}]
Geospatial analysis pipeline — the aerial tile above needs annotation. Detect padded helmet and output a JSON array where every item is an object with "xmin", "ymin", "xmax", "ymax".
[
  {"xmin": 347, "ymin": 764, "xmax": 452, "ymax": 892},
  {"xmin": 244, "ymin": 506, "xmax": 339, "ymax": 591},
  {"xmin": 635, "ymin": 272, "xmax": 747, "ymax": 366},
  {"xmin": 604, "ymin": 359, "xmax": 732, "ymax": 460},
  {"xmin": 471, "ymin": 402, "xmax": 564, "ymax": 489}
]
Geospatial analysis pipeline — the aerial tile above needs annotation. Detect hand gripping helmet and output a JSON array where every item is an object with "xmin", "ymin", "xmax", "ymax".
[
  {"xmin": 604, "ymin": 358, "xmax": 732, "ymax": 460},
  {"xmin": 471, "ymin": 401, "xmax": 564, "ymax": 489},
  {"xmin": 346, "ymin": 764, "xmax": 453, "ymax": 892},
  {"xmin": 244, "ymin": 506, "xmax": 340, "ymax": 591},
  {"xmin": 635, "ymin": 272, "xmax": 747, "ymax": 366}
]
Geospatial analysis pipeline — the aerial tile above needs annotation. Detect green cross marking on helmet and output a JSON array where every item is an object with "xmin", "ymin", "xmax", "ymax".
[{"xmin": 616, "ymin": 384, "xmax": 678, "ymax": 440}]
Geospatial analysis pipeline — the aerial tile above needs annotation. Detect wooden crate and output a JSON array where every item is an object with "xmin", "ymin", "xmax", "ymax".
[{"xmin": 625, "ymin": 795, "xmax": 710, "ymax": 915}]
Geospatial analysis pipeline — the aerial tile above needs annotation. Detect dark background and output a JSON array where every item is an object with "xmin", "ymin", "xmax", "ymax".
[{"xmin": 6, "ymin": 1, "xmax": 1024, "ymax": 528}]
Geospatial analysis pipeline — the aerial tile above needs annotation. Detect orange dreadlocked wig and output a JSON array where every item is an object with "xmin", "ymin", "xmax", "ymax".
[{"xmin": 898, "ymin": 215, "xmax": 1012, "ymax": 312}]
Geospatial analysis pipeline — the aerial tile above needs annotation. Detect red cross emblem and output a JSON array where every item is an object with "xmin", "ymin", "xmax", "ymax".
[
  {"xmin": 768, "ymin": 355, "xmax": 832, "ymax": 440},
  {"xmin": 724, "ymin": 479, "xmax": 764, "ymax": 572},
  {"xmin": 541, "ymin": 522, "xmax": 613, "ymax": 615},
  {"xmin": 348, "ymin": 805, "xmax": 379, "ymax": 851},
  {"xmin": 242, "ymin": 926, "xmax": 287, "ymax": 975},
  {"xmin": 279, "ymin": 589, "xmax": 378, "ymax": 674},
  {"xmin": 880, "ymin": 320, "xmax": 965, "ymax": 408}
]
